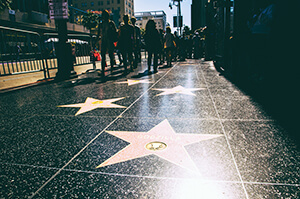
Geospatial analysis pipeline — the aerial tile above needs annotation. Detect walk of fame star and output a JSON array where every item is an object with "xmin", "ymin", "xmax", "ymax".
[
  {"xmin": 152, "ymin": 85, "xmax": 205, "ymax": 96},
  {"xmin": 116, "ymin": 79, "xmax": 153, "ymax": 86},
  {"xmin": 96, "ymin": 119, "xmax": 223, "ymax": 172},
  {"xmin": 57, "ymin": 97, "xmax": 126, "ymax": 116}
]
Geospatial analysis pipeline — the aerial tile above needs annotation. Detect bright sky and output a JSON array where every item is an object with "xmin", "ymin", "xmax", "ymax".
[{"xmin": 134, "ymin": 0, "xmax": 192, "ymax": 31}]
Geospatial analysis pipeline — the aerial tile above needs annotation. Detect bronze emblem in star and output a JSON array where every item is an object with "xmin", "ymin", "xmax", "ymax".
[
  {"xmin": 152, "ymin": 85, "xmax": 205, "ymax": 96},
  {"xmin": 116, "ymin": 79, "xmax": 153, "ymax": 86},
  {"xmin": 97, "ymin": 119, "xmax": 223, "ymax": 172},
  {"xmin": 57, "ymin": 97, "xmax": 126, "ymax": 116}
]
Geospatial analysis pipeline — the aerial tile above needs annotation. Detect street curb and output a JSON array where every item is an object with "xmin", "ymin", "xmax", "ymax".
[{"xmin": 0, "ymin": 78, "xmax": 55, "ymax": 94}]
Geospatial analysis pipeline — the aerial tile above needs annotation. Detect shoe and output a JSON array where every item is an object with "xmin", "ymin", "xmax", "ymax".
[
  {"xmin": 145, "ymin": 69, "xmax": 151, "ymax": 74},
  {"xmin": 123, "ymin": 70, "xmax": 129, "ymax": 75}
]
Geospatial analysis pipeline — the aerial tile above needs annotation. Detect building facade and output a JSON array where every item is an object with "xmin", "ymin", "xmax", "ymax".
[
  {"xmin": 72, "ymin": 0, "xmax": 134, "ymax": 26},
  {"xmin": 191, "ymin": 0, "xmax": 206, "ymax": 31},
  {"xmin": 0, "ymin": 0, "xmax": 88, "ymax": 34},
  {"xmin": 134, "ymin": 11, "xmax": 166, "ymax": 31}
]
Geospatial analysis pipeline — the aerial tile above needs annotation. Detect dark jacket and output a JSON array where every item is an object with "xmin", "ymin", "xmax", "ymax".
[
  {"xmin": 144, "ymin": 29, "xmax": 162, "ymax": 53},
  {"xmin": 98, "ymin": 20, "xmax": 118, "ymax": 43},
  {"xmin": 117, "ymin": 24, "xmax": 134, "ymax": 51}
]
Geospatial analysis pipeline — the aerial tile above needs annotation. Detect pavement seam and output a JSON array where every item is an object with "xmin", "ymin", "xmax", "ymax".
[
  {"xmin": 197, "ymin": 60, "xmax": 250, "ymax": 199},
  {"xmin": 2, "ymin": 161, "xmax": 299, "ymax": 187},
  {"xmin": 29, "ymin": 62, "xmax": 179, "ymax": 198},
  {"xmin": 0, "ymin": 113, "xmax": 275, "ymax": 122}
]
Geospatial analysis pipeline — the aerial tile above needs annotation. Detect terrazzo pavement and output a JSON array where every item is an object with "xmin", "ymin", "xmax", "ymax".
[{"xmin": 0, "ymin": 59, "xmax": 299, "ymax": 198}]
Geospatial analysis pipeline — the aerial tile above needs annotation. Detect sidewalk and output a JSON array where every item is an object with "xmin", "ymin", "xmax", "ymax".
[
  {"xmin": 0, "ymin": 58, "xmax": 299, "ymax": 198},
  {"xmin": 0, "ymin": 62, "xmax": 97, "ymax": 92},
  {"xmin": 0, "ymin": 53, "xmax": 147, "ymax": 92}
]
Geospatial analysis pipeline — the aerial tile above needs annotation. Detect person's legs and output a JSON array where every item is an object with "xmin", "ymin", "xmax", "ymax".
[
  {"xmin": 133, "ymin": 50, "xmax": 138, "ymax": 68},
  {"xmin": 167, "ymin": 48, "xmax": 173, "ymax": 66},
  {"xmin": 108, "ymin": 49, "xmax": 115, "ymax": 71},
  {"xmin": 161, "ymin": 49, "xmax": 165, "ymax": 64},
  {"xmin": 121, "ymin": 50, "xmax": 128, "ymax": 73},
  {"xmin": 101, "ymin": 47, "xmax": 107, "ymax": 77},
  {"xmin": 117, "ymin": 49, "xmax": 123, "ymax": 65},
  {"xmin": 128, "ymin": 51, "xmax": 134, "ymax": 71},
  {"xmin": 153, "ymin": 53, "xmax": 158, "ymax": 73},
  {"xmin": 137, "ymin": 48, "xmax": 141, "ymax": 62},
  {"xmin": 147, "ymin": 51, "xmax": 153, "ymax": 71}
]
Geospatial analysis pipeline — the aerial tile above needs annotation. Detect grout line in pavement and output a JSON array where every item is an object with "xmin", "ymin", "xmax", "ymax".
[
  {"xmin": 0, "ymin": 113, "xmax": 276, "ymax": 122},
  {"xmin": 2, "ymin": 161, "xmax": 299, "ymax": 188},
  {"xmin": 197, "ymin": 60, "xmax": 250, "ymax": 199}
]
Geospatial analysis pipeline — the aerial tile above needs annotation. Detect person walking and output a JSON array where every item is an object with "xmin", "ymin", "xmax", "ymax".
[
  {"xmin": 130, "ymin": 17, "xmax": 142, "ymax": 68},
  {"xmin": 144, "ymin": 19, "xmax": 162, "ymax": 73},
  {"xmin": 117, "ymin": 14, "xmax": 134, "ymax": 73},
  {"xmin": 192, "ymin": 31, "xmax": 201, "ymax": 59},
  {"xmin": 163, "ymin": 27, "xmax": 176, "ymax": 67},
  {"xmin": 16, "ymin": 45, "xmax": 22, "ymax": 61},
  {"xmin": 173, "ymin": 31, "xmax": 180, "ymax": 61},
  {"xmin": 115, "ymin": 24, "xmax": 123, "ymax": 66},
  {"xmin": 97, "ymin": 10, "xmax": 118, "ymax": 77},
  {"xmin": 158, "ymin": 29, "xmax": 165, "ymax": 65}
]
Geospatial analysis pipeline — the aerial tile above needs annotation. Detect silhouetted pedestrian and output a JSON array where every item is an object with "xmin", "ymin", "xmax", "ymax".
[
  {"xmin": 173, "ymin": 31, "xmax": 180, "ymax": 61},
  {"xmin": 163, "ymin": 27, "xmax": 176, "ymax": 67},
  {"xmin": 115, "ymin": 23, "xmax": 124, "ymax": 66},
  {"xmin": 131, "ymin": 17, "xmax": 142, "ymax": 68},
  {"xmin": 118, "ymin": 15, "xmax": 134, "ymax": 73},
  {"xmin": 192, "ymin": 31, "xmax": 201, "ymax": 59},
  {"xmin": 158, "ymin": 29, "xmax": 165, "ymax": 65},
  {"xmin": 144, "ymin": 19, "xmax": 162, "ymax": 73},
  {"xmin": 16, "ymin": 45, "xmax": 22, "ymax": 61},
  {"xmin": 186, "ymin": 34, "xmax": 193, "ymax": 59},
  {"xmin": 71, "ymin": 45, "xmax": 76, "ymax": 64},
  {"xmin": 178, "ymin": 36, "xmax": 186, "ymax": 61},
  {"xmin": 97, "ymin": 10, "xmax": 118, "ymax": 76}
]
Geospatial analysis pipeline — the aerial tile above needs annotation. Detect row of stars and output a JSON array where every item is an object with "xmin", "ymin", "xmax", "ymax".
[
  {"xmin": 57, "ymin": 79, "xmax": 221, "ymax": 173},
  {"xmin": 58, "ymin": 83, "xmax": 205, "ymax": 116}
]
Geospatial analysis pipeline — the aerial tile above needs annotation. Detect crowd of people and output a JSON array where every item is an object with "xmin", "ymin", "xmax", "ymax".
[{"xmin": 96, "ymin": 10, "xmax": 206, "ymax": 77}]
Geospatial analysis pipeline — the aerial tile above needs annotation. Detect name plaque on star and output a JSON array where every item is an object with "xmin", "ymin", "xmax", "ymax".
[{"xmin": 137, "ymin": 134, "xmax": 181, "ymax": 141}]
